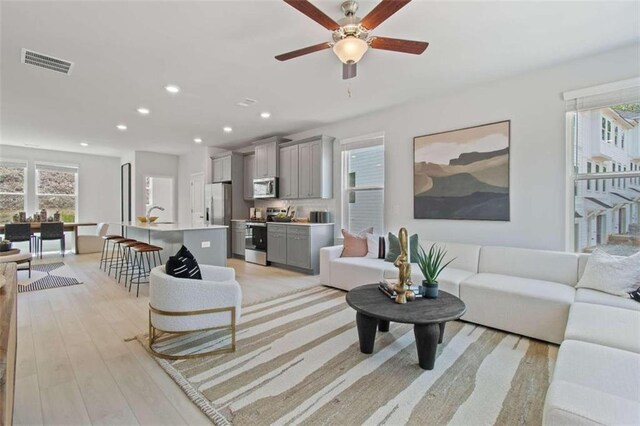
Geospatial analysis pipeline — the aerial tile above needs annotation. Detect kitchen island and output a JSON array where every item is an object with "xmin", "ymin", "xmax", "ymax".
[{"xmin": 117, "ymin": 222, "xmax": 228, "ymax": 266}]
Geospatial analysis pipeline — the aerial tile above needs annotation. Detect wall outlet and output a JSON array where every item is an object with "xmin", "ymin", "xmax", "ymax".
[{"xmin": 201, "ymin": 241, "xmax": 210, "ymax": 248}]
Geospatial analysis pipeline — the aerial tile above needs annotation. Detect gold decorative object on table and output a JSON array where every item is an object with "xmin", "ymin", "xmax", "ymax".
[{"xmin": 393, "ymin": 227, "xmax": 413, "ymax": 304}]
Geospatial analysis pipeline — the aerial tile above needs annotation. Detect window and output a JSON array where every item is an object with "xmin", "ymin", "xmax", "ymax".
[
  {"xmin": 567, "ymin": 83, "xmax": 639, "ymax": 256},
  {"xmin": 342, "ymin": 137, "xmax": 384, "ymax": 234},
  {"xmin": 0, "ymin": 161, "xmax": 27, "ymax": 223},
  {"xmin": 35, "ymin": 163, "xmax": 78, "ymax": 222}
]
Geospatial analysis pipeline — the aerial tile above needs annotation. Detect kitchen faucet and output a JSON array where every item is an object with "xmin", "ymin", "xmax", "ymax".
[{"xmin": 146, "ymin": 205, "xmax": 165, "ymax": 222}]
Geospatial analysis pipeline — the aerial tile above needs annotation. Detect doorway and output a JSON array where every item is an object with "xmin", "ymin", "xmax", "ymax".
[{"xmin": 191, "ymin": 173, "xmax": 205, "ymax": 225}]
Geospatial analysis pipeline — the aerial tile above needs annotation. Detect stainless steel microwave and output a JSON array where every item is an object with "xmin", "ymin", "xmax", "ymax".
[{"xmin": 253, "ymin": 177, "xmax": 278, "ymax": 199}]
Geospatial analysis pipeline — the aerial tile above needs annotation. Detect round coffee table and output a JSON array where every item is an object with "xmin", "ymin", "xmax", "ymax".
[
  {"xmin": 346, "ymin": 284, "xmax": 466, "ymax": 370},
  {"xmin": 0, "ymin": 248, "xmax": 20, "ymax": 256}
]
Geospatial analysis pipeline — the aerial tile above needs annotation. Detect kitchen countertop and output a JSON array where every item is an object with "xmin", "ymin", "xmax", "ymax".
[{"xmin": 116, "ymin": 222, "xmax": 228, "ymax": 231}]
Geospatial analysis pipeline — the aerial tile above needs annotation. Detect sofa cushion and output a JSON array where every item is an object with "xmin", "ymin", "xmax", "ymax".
[
  {"xmin": 478, "ymin": 246, "xmax": 579, "ymax": 286},
  {"xmin": 553, "ymin": 340, "xmax": 640, "ymax": 403},
  {"xmin": 565, "ymin": 302, "xmax": 640, "ymax": 353},
  {"xmin": 575, "ymin": 288, "xmax": 640, "ymax": 312},
  {"xmin": 420, "ymin": 240, "xmax": 481, "ymax": 273},
  {"xmin": 341, "ymin": 228, "xmax": 372, "ymax": 257},
  {"xmin": 329, "ymin": 256, "xmax": 396, "ymax": 291},
  {"xmin": 544, "ymin": 380, "xmax": 640, "ymax": 426},
  {"xmin": 459, "ymin": 273, "xmax": 575, "ymax": 344}
]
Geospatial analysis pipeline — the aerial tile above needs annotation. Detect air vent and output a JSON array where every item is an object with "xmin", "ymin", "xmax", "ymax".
[
  {"xmin": 236, "ymin": 98, "xmax": 258, "ymax": 107},
  {"xmin": 21, "ymin": 48, "xmax": 73, "ymax": 75}
]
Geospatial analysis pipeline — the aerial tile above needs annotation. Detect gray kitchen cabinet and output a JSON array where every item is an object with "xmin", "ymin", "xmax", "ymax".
[
  {"xmin": 212, "ymin": 155, "xmax": 232, "ymax": 182},
  {"xmin": 286, "ymin": 227, "xmax": 311, "ymax": 270},
  {"xmin": 295, "ymin": 135, "xmax": 334, "ymax": 199},
  {"xmin": 232, "ymin": 221, "xmax": 246, "ymax": 257},
  {"xmin": 267, "ymin": 224, "xmax": 287, "ymax": 264},
  {"xmin": 279, "ymin": 144, "xmax": 299, "ymax": 199},
  {"xmin": 254, "ymin": 140, "xmax": 279, "ymax": 178},
  {"xmin": 243, "ymin": 154, "xmax": 255, "ymax": 200},
  {"xmin": 266, "ymin": 223, "xmax": 334, "ymax": 274}
]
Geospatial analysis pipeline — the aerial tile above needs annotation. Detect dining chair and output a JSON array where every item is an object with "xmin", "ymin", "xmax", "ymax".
[
  {"xmin": 3, "ymin": 223, "xmax": 33, "ymax": 253},
  {"xmin": 36, "ymin": 222, "xmax": 65, "ymax": 258}
]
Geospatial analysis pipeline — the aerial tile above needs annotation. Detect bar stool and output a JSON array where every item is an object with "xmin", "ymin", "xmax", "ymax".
[
  {"xmin": 100, "ymin": 235, "xmax": 123, "ymax": 271},
  {"xmin": 129, "ymin": 244, "xmax": 163, "ymax": 297},
  {"xmin": 117, "ymin": 240, "xmax": 147, "ymax": 285},
  {"xmin": 107, "ymin": 237, "xmax": 136, "ymax": 277}
]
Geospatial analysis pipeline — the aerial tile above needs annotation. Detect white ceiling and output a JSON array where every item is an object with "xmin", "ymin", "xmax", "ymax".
[{"xmin": 1, "ymin": 1, "xmax": 639, "ymax": 157}]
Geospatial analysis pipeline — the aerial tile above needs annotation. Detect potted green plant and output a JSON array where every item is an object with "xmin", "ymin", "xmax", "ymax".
[{"xmin": 415, "ymin": 243, "xmax": 456, "ymax": 299}]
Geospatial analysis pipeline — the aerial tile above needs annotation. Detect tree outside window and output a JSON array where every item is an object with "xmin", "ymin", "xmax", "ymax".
[
  {"xmin": 0, "ymin": 164, "xmax": 26, "ymax": 223},
  {"xmin": 36, "ymin": 166, "xmax": 78, "ymax": 222}
]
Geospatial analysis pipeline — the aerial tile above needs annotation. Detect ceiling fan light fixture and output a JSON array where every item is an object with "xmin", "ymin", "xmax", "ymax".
[{"xmin": 332, "ymin": 36, "xmax": 368, "ymax": 64}]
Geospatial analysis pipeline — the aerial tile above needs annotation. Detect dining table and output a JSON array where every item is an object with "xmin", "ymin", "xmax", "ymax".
[{"xmin": 0, "ymin": 222, "xmax": 97, "ymax": 254}]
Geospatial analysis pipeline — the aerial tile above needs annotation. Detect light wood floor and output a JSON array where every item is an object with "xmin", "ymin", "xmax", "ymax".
[{"xmin": 14, "ymin": 253, "xmax": 320, "ymax": 425}]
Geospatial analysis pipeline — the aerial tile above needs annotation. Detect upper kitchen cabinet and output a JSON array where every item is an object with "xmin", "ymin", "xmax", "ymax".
[
  {"xmin": 296, "ymin": 135, "xmax": 334, "ymax": 199},
  {"xmin": 243, "ymin": 154, "xmax": 255, "ymax": 200},
  {"xmin": 279, "ymin": 144, "xmax": 299, "ymax": 199},
  {"xmin": 212, "ymin": 154, "xmax": 232, "ymax": 182},
  {"xmin": 252, "ymin": 136, "xmax": 289, "ymax": 178}
]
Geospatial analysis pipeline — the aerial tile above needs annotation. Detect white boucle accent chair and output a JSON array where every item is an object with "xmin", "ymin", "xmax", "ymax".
[
  {"xmin": 148, "ymin": 265, "xmax": 242, "ymax": 360},
  {"xmin": 76, "ymin": 223, "xmax": 109, "ymax": 254}
]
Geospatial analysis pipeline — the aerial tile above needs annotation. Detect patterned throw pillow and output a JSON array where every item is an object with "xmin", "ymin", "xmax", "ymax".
[
  {"xmin": 166, "ymin": 246, "xmax": 202, "ymax": 280},
  {"xmin": 577, "ymin": 249, "xmax": 640, "ymax": 297},
  {"xmin": 629, "ymin": 287, "xmax": 640, "ymax": 303}
]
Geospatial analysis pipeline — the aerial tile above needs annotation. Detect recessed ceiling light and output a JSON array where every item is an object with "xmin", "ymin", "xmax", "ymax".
[
  {"xmin": 164, "ymin": 85, "xmax": 180, "ymax": 94},
  {"xmin": 137, "ymin": 107, "xmax": 150, "ymax": 115},
  {"xmin": 260, "ymin": 112, "xmax": 271, "ymax": 119},
  {"xmin": 80, "ymin": 142, "xmax": 89, "ymax": 147},
  {"xmin": 223, "ymin": 126, "xmax": 233, "ymax": 133},
  {"xmin": 116, "ymin": 124, "xmax": 127, "ymax": 130},
  {"xmin": 194, "ymin": 138, "xmax": 202, "ymax": 143}
]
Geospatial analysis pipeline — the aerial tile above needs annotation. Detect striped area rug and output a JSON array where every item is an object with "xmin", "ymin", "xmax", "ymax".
[
  {"xmin": 139, "ymin": 286, "xmax": 558, "ymax": 426},
  {"xmin": 18, "ymin": 262, "xmax": 83, "ymax": 293}
]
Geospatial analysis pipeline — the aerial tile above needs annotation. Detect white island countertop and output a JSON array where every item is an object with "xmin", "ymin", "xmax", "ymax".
[{"xmin": 116, "ymin": 222, "xmax": 228, "ymax": 232}]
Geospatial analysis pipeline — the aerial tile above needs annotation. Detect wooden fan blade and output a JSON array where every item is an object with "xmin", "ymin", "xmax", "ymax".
[
  {"xmin": 275, "ymin": 42, "xmax": 332, "ymax": 61},
  {"xmin": 343, "ymin": 62, "xmax": 357, "ymax": 79},
  {"xmin": 283, "ymin": 0, "xmax": 340, "ymax": 31},
  {"xmin": 370, "ymin": 37, "xmax": 429, "ymax": 54},
  {"xmin": 361, "ymin": 0, "xmax": 412, "ymax": 31}
]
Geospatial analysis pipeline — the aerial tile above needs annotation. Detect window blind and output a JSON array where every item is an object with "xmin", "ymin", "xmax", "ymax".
[
  {"xmin": 564, "ymin": 78, "xmax": 640, "ymax": 112},
  {"xmin": 0, "ymin": 160, "xmax": 27, "ymax": 169},
  {"xmin": 35, "ymin": 162, "xmax": 78, "ymax": 173},
  {"xmin": 340, "ymin": 133, "xmax": 384, "ymax": 151}
]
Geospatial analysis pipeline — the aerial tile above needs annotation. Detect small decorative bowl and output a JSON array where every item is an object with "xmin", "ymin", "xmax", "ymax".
[
  {"xmin": 148, "ymin": 216, "xmax": 159, "ymax": 223},
  {"xmin": 137, "ymin": 216, "xmax": 148, "ymax": 223},
  {"xmin": 0, "ymin": 240, "xmax": 12, "ymax": 252}
]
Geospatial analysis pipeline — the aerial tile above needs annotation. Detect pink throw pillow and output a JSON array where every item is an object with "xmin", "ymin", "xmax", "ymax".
[{"xmin": 341, "ymin": 228, "xmax": 374, "ymax": 257}]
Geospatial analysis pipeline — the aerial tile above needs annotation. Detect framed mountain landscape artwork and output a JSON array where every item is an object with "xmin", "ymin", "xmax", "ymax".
[{"xmin": 413, "ymin": 120, "xmax": 510, "ymax": 221}]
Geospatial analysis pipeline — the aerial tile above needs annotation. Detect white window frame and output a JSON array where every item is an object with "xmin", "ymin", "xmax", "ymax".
[
  {"xmin": 0, "ymin": 159, "xmax": 28, "ymax": 219},
  {"xmin": 34, "ymin": 162, "xmax": 79, "ymax": 221},
  {"xmin": 564, "ymin": 78, "xmax": 640, "ymax": 251},
  {"xmin": 340, "ymin": 132, "xmax": 385, "ymax": 234}
]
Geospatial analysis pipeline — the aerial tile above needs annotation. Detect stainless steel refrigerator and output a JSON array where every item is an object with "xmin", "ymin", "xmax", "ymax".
[{"xmin": 204, "ymin": 182, "xmax": 232, "ymax": 258}]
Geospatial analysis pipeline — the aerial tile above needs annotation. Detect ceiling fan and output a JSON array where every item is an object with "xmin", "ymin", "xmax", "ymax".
[{"xmin": 276, "ymin": 0, "xmax": 429, "ymax": 79}]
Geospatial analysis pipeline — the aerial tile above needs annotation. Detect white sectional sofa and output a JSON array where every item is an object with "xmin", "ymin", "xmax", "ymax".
[{"xmin": 319, "ymin": 241, "xmax": 640, "ymax": 425}]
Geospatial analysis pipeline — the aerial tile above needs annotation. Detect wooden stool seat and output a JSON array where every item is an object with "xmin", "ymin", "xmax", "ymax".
[
  {"xmin": 133, "ymin": 245, "xmax": 162, "ymax": 253},
  {"xmin": 121, "ymin": 240, "xmax": 145, "ymax": 248},
  {"xmin": 103, "ymin": 235, "xmax": 122, "ymax": 240}
]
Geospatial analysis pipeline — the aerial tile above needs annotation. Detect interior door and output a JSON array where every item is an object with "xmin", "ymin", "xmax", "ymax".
[{"xmin": 191, "ymin": 173, "xmax": 205, "ymax": 225}]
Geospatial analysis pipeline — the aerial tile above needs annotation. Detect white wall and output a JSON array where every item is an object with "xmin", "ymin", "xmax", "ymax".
[
  {"xmin": 281, "ymin": 44, "xmax": 640, "ymax": 251},
  {"xmin": 0, "ymin": 145, "xmax": 120, "ymax": 223},
  {"xmin": 133, "ymin": 151, "xmax": 179, "ymax": 221}
]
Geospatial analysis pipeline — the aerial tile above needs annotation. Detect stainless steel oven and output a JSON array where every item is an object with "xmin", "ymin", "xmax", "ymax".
[
  {"xmin": 245, "ymin": 222, "xmax": 268, "ymax": 265},
  {"xmin": 253, "ymin": 177, "xmax": 278, "ymax": 199}
]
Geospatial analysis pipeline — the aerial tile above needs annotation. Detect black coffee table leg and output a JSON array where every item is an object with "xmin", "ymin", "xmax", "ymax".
[
  {"xmin": 356, "ymin": 312, "xmax": 378, "ymax": 354},
  {"xmin": 378, "ymin": 320, "xmax": 390, "ymax": 332},
  {"xmin": 438, "ymin": 322, "xmax": 445, "ymax": 344},
  {"xmin": 414, "ymin": 323, "xmax": 441, "ymax": 370}
]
